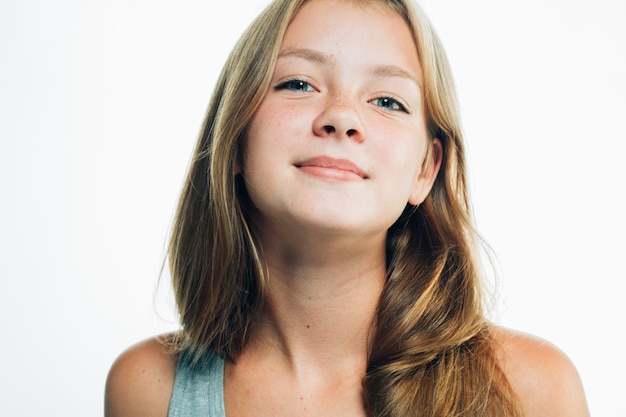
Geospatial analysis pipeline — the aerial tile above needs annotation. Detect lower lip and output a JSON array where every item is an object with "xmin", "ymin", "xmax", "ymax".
[{"xmin": 297, "ymin": 165, "xmax": 365, "ymax": 181}]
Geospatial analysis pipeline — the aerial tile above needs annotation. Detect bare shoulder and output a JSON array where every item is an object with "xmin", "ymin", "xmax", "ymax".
[
  {"xmin": 105, "ymin": 334, "xmax": 179, "ymax": 417},
  {"xmin": 491, "ymin": 326, "xmax": 590, "ymax": 417}
]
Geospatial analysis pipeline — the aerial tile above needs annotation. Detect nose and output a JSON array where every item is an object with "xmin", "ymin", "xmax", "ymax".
[{"xmin": 312, "ymin": 98, "xmax": 365, "ymax": 142}]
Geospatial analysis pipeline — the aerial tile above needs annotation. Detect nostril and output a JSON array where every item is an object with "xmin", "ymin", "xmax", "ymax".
[
  {"xmin": 324, "ymin": 125, "xmax": 335, "ymax": 134},
  {"xmin": 346, "ymin": 129, "xmax": 357, "ymax": 136}
]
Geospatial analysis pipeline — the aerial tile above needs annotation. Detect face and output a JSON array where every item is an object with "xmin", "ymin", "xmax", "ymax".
[{"xmin": 242, "ymin": 0, "xmax": 441, "ymax": 246}]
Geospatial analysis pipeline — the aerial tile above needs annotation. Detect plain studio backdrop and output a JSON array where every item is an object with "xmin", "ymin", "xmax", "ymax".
[{"xmin": 1, "ymin": 0, "xmax": 624, "ymax": 415}]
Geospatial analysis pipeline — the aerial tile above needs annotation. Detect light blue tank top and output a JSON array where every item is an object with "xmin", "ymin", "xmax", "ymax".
[{"xmin": 168, "ymin": 349, "xmax": 226, "ymax": 417}]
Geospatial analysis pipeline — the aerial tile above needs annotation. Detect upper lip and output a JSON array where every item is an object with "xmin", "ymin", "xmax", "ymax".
[{"xmin": 294, "ymin": 156, "xmax": 368, "ymax": 179}]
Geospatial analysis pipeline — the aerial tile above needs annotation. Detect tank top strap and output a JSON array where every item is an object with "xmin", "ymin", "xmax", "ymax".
[{"xmin": 168, "ymin": 349, "xmax": 226, "ymax": 417}]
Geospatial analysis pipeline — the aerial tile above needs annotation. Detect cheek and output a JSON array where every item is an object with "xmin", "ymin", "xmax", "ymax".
[
  {"xmin": 244, "ymin": 103, "xmax": 309, "ymax": 162},
  {"xmin": 371, "ymin": 127, "xmax": 425, "ymax": 178},
  {"xmin": 250, "ymin": 96, "xmax": 312, "ymax": 132},
  {"xmin": 373, "ymin": 137, "xmax": 428, "ymax": 213},
  {"xmin": 243, "ymin": 109, "xmax": 279, "ymax": 170}
]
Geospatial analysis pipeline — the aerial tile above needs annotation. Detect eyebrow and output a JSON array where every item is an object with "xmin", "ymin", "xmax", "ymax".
[
  {"xmin": 277, "ymin": 47, "xmax": 421, "ymax": 87},
  {"xmin": 277, "ymin": 47, "xmax": 333, "ymax": 65},
  {"xmin": 370, "ymin": 64, "xmax": 421, "ymax": 88}
]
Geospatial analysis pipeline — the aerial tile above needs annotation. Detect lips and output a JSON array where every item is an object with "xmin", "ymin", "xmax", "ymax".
[{"xmin": 294, "ymin": 156, "xmax": 368, "ymax": 180}]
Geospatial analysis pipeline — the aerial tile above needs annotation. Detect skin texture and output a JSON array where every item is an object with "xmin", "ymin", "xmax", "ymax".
[
  {"xmin": 104, "ymin": 330, "xmax": 590, "ymax": 417},
  {"xmin": 105, "ymin": 1, "xmax": 590, "ymax": 416},
  {"xmin": 494, "ymin": 328, "xmax": 590, "ymax": 416},
  {"xmin": 105, "ymin": 336, "xmax": 177, "ymax": 417}
]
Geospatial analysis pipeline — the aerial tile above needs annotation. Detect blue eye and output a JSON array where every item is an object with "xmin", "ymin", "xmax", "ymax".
[
  {"xmin": 276, "ymin": 79, "xmax": 315, "ymax": 92},
  {"xmin": 371, "ymin": 96, "xmax": 408, "ymax": 112}
]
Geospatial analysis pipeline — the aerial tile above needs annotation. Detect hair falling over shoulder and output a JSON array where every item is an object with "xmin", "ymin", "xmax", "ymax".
[{"xmin": 167, "ymin": 0, "xmax": 523, "ymax": 415}]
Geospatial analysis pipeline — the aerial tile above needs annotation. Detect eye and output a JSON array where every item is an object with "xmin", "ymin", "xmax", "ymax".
[
  {"xmin": 276, "ymin": 79, "xmax": 316, "ymax": 92},
  {"xmin": 370, "ymin": 96, "xmax": 408, "ymax": 113}
]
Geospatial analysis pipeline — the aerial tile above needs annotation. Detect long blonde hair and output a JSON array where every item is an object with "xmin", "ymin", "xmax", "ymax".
[{"xmin": 168, "ymin": 0, "xmax": 522, "ymax": 415}]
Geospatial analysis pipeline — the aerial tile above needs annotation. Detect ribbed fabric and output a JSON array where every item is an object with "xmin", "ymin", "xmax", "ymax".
[{"xmin": 168, "ymin": 350, "xmax": 226, "ymax": 417}]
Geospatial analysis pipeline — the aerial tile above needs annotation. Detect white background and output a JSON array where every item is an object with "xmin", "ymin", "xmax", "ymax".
[{"xmin": 1, "ymin": 0, "xmax": 624, "ymax": 415}]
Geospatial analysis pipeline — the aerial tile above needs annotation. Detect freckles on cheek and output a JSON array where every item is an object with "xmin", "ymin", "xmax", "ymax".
[{"xmin": 257, "ymin": 106, "xmax": 289, "ymax": 135}]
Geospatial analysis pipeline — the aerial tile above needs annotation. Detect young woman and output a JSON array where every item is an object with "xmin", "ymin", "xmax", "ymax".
[{"xmin": 105, "ymin": 0, "xmax": 589, "ymax": 415}]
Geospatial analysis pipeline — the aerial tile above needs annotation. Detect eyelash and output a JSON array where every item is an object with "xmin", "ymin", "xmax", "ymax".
[
  {"xmin": 275, "ymin": 78, "xmax": 316, "ymax": 92},
  {"xmin": 275, "ymin": 79, "xmax": 409, "ymax": 113},
  {"xmin": 370, "ymin": 96, "xmax": 408, "ymax": 113}
]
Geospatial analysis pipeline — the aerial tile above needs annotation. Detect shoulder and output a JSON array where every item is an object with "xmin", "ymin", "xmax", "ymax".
[
  {"xmin": 491, "ymin": 326, "xmax": 590, "ymax": 417},
  {"xmin": 105, "ymin": 334, "xmax": 179, "ymax": 417}
]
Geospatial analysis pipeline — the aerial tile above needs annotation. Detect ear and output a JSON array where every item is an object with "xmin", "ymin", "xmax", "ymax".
[
  {"xmin": 408, "ymin": 138, "xmax": 443, "ymax": 206},
  {"xmin": 234, "ymin": 150, "xmax": 243, "ymax": 174}
]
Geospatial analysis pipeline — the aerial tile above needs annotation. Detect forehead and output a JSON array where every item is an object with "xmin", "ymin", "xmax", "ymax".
[
  {"xmin": 285, "ymin": 0, "xmax": 409, "ymax": 41},
  {"xmin": 281, "ymin": 0, "xmax": 421, "ymax": 77}
]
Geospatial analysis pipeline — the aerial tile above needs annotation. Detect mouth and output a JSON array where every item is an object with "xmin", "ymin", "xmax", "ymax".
[{"xmin": 294, "ymin": 156, "xmax": 368, "ymax": 181}]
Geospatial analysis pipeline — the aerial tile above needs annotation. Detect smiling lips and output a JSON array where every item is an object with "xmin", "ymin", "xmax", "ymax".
[{"xmin": 294, "ymin": 156, "xmax": 368, "ymax": 181}]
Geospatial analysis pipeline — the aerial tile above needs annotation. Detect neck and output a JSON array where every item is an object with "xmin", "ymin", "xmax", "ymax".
[{"xmin": 249, "ymin": 232, "xmax": 387, "ymax": 374}]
